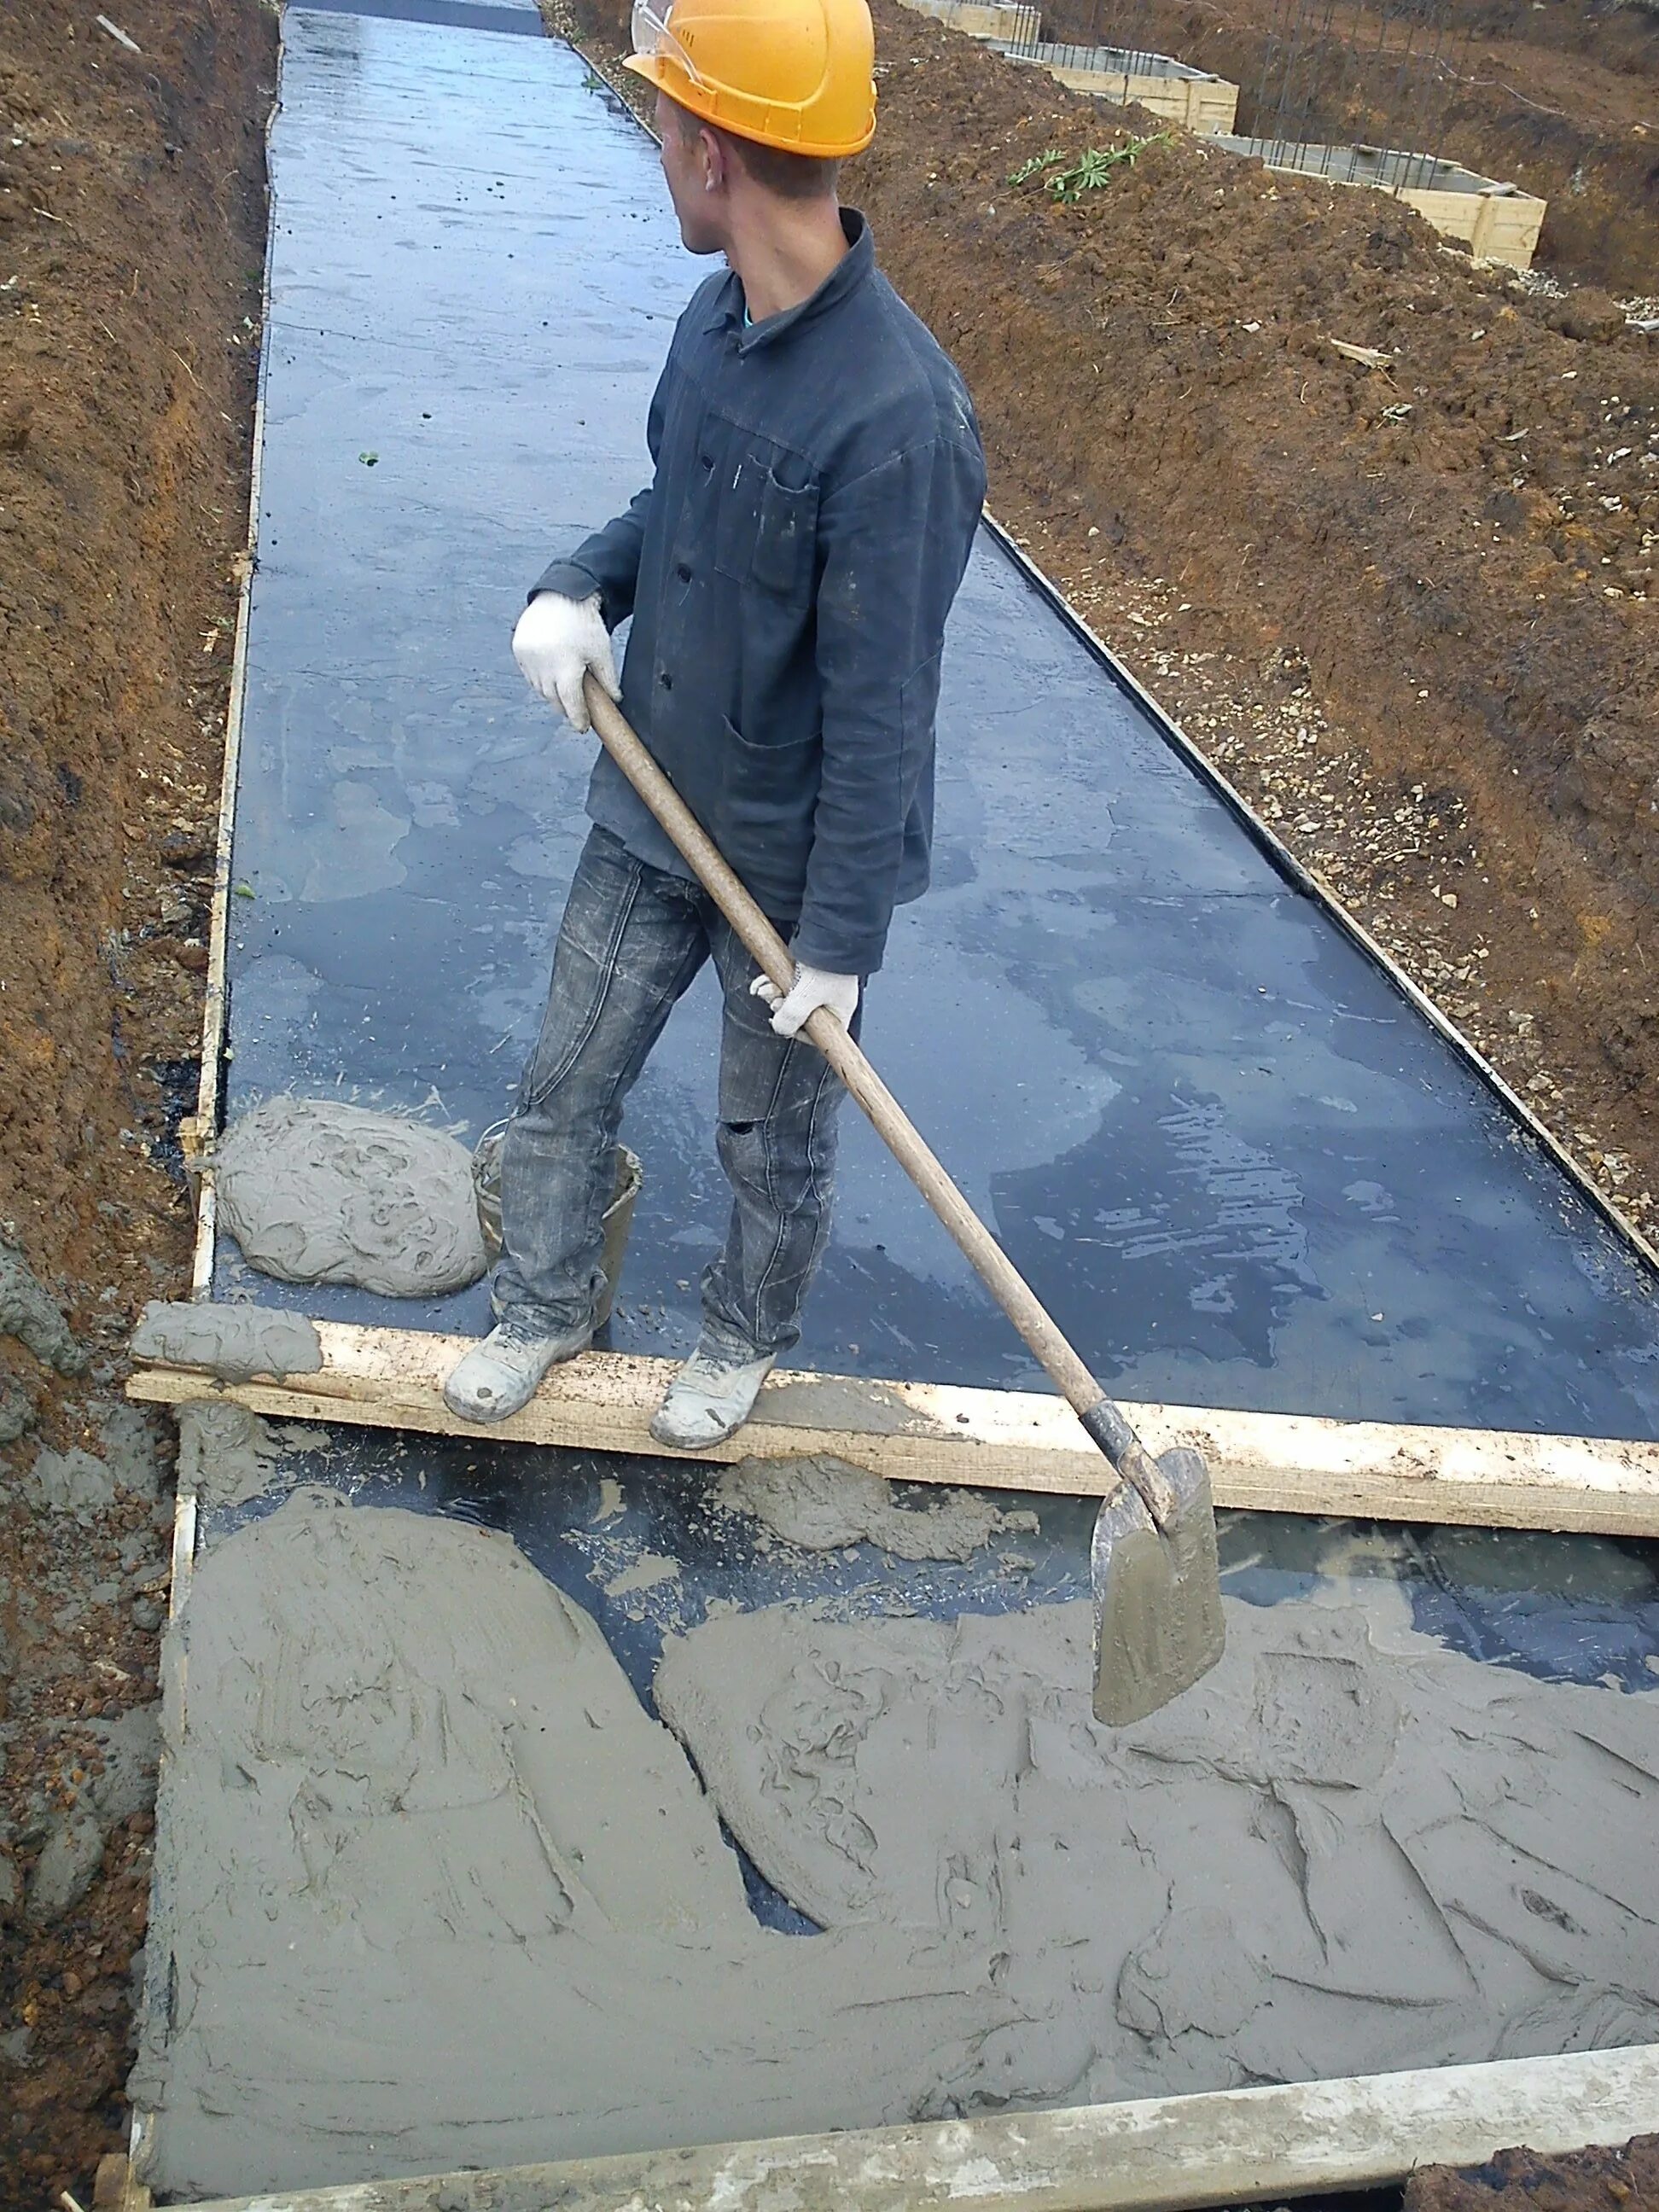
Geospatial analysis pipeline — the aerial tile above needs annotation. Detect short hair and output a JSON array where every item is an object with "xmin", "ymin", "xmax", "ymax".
[{"xmin": 672, "ymin": 102, "xmax": 841, "ymax": 202}]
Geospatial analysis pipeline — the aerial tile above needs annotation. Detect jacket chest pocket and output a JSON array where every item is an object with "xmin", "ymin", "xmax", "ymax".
[{"xmin": 713, "ymin": 454, "xmax": 818, "ymax": 601}]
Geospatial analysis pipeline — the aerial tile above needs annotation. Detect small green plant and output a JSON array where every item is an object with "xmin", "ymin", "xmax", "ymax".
[
  {"xmin": 1047, "ymin": 133, "xmax": 1171, "ymax": 201},
  {"xmin": 1006, "ymin": 148, "xmax": 1064, "ymax": 186},
  {"xmin": 1011, "ymin": 134, "xmax": 1172, "ymax": 204}
]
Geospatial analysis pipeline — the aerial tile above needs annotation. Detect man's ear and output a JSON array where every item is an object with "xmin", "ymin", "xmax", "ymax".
[{"xmin": 698, "ymin": 123, "xmax": 728, "ymax": 195}]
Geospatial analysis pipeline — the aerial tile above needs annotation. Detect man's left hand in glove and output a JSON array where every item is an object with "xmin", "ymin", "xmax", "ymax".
[{"xmin": 750, "ymin": 961, "xmax": 859, "ymax": 1040}]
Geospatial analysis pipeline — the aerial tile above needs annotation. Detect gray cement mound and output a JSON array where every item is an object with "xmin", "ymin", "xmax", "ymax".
[
  {"xmin": 175, "ymin": 1401, "xmax": 288, "ymax": 1511},
  {"xmin": 715, "ymin": 1453, "xmax": 1038, "ymax": 1562},
  {"xmin": 0, "ymin": 1238, "xmax": 84, "ymax": 1375},
  {"xmin": 23, "ymin": 1400, "xmax": 166, "ymax": 1525},
  {"xmin": 134, "ymin": 1491, "xmax": 1014, "ymax": 2197},
  {"xmin": 214, "ymin": 1098, "xmax": 487, "ymax": 1297}
]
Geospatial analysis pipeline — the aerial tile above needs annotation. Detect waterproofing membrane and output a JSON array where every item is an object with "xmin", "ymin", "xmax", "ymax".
[
  {"xmin": 218, "ymin": 8, "xmax": 1659, "ymax": 1439},
  {"xmin": 294, "ymin": 0, "xmax": 546, "ymax": 34}
]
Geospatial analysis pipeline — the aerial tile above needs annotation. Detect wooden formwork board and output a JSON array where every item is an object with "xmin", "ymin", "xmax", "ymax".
[
  {"xmin": 1243, "ymin": 154, "xmax": 1546, "ymax": 268},
  {"xmin": 145, "ymin": 2046, "xmax": 1659, "ymax": 2212},
  {"xmin": 901, "ymin": 0, "xmax": 1042, "ymax": 43},
  {"xmin": 1016, "ymin": 52, "xmax": 1239, "ymax": 134},
  {"xmin": 128, "ymin": 1316, "xmax": 1659, "ymax": 1536},
  {"xmin": 1400, "ymin": 180, "xmax": 1546, "ymax": 267}
]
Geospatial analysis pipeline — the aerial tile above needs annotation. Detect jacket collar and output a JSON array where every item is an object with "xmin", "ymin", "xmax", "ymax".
[{"xmin": 700, "ymin": 209, "xmax": 874, "ymax": 352}]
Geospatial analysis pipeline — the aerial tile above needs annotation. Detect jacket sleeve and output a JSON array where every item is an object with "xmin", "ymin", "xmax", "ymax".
[
  {"xmin": 791, "ymin": 429, "xmax": 986, "ymax": 977},
  {"xmin": 531, "ymin": 369, "xmax": 667, "ymax": 629}
]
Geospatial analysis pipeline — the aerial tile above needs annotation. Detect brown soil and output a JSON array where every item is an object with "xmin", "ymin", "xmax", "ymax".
[
  {"xmin": 1405, "ymin": 2133, "xmax": 1659, "ymax": 2209},
  {"xmin": 0, "ymin": 0, "xmax": 271, "ymax": 2199},
  {"xmin": 573, "ymin": 0, "xmax": 1659, "ymax": 1248},
  {"xmin": 1045, "ymin": 0, "xmax": 1659, "ymax": 295}
]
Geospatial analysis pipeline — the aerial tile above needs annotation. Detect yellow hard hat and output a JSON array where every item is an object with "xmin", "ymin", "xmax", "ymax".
[{"xmin": 626, "ymin": 0, "xmax": 876, "ymax": 160}]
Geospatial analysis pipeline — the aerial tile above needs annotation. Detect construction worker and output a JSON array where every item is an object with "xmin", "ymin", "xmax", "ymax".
[{"xmin": 445, "ymin": 0, "xmax": 987, "ymax": 1447}]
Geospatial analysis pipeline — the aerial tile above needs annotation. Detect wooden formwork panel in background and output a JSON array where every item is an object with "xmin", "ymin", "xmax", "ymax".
[
  {"xmin": 901, "ymin": 0, "xmax": 1042, "ymax": 44},
  {"xmin": 1400, "ymin": 181, "xmax": 1547, "ymax": 267},
  {"xmin": 1231, "ymin": 142, "xmax": 1549, "ymax": 268},
  {"xmin": 1037, "ymin": 56, "xmax": 1238, "ymax": 132}
]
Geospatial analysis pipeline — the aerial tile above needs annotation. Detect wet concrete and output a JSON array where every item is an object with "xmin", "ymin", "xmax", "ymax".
[
  {"xmin": 217, "ymin": 5, "xmax": 1659, "ymax": 1437},
  {"xmin": 136, "ymin": 1425, "xmax": 1659, "ymax": 2196},
  {"xmin": 143, "ymin": 1486, "xmax": 1659, "ymax": 2199},
  {"xmin": 189, "ymin": 1424, "xmax": 1659, "ymax": 1818}
]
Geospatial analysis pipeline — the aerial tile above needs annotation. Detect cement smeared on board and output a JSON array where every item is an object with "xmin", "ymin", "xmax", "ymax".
[
  {"xmin": 133, "ymin": 1300, "xmax": 323, "ymax": 1382},
  {"xmin": 655, "ymin": 1593, "xmax": 1659, "ymax": 2100}
]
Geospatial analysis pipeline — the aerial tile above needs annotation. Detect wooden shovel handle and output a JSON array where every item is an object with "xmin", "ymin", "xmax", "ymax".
[{"xmin": 585, "ymin": 681, "xmax": 1177, "ymax": 1526}]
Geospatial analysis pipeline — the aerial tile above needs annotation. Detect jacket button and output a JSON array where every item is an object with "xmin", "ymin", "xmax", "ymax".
[
  {"xmin": 658, "ymin": 670, "xmax": 673, "ymax": 690},
  {"xmin": 700, "ymin": 455, "xmax": 713, "ymax": 471},
  {"xmin": 677, "ymin": 563, "xmax": 691, "ymax": 583}
]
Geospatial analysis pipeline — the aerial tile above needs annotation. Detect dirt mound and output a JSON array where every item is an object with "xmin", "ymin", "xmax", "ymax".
[
  {"xmin": 1405, "ymin": 2133, "xmax": 1659, "ymax": 2209},
  {"xmin": 0, "ymin": 0, "xmax": 271, "ymax": 2196},
  {"xmin": 1043, "ymin": 0, "xmax": 1659, "ymax": 295}
]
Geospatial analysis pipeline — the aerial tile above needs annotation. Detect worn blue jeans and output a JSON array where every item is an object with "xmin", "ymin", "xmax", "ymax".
[{"xmin": 492, "ymin": 824, "xmax": 855, "ymax": 1360}]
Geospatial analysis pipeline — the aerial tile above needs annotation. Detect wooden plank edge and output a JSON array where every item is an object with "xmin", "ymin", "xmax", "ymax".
[
  {"xmin": 179, "ymin": 13, "xmax": 278, "ymax": 1301},
  {"xmin": 125, "ymin": 1320, "xmax": 1659, "ymax": 1534},
  {"xmin": 146, "ymin": 2043, "xmax": 1659, "ymax": 2212}
]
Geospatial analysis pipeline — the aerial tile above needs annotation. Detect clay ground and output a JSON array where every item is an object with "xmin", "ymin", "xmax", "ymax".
[{"xmin": 0, "ymin": 0, "xmax": 1656, "ymax": 2197}]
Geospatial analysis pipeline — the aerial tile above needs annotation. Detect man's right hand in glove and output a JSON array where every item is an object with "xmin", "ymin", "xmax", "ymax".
[{"xmin": 511, "ymin": 590, "xmax": 620, "ymax": 734}]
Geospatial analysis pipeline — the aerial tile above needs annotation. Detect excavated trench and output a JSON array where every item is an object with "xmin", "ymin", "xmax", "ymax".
[{"xmin": 89, "ymin": 0, "xmax": 1659, "ymax": 2199}]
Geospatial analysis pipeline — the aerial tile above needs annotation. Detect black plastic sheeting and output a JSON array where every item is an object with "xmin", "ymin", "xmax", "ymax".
[
  {"xmin": 295, "ymin": 0, "xmax": 546, "ymax": 35},
  {"xmin": 223, "ymin": 9, "xmax": 1659, "ymax": 1442}
]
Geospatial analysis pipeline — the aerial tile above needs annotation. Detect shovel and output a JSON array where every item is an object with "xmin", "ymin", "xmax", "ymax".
[{"xmin": 585, "ymin": 680, "xmax": 1225, "ymax": 1725}]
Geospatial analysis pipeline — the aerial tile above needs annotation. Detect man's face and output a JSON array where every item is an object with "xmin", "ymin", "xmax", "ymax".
[{"xmin": 656, "ymin": 92, "xmax": 725, "ymax": 255}]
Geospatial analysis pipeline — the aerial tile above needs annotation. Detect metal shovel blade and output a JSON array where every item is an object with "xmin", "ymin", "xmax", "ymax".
[{"xmin": 1091, "ymin": 1447, "xmax": 1226, "ymax": 1725}]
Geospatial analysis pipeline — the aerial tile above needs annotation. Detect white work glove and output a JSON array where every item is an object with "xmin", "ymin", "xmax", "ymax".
[
  {"xmin": 511, "ymin": 589, "xmax": 619, "ymax": 734},
  {"xmin": 750, "ymin": 961, "xmax": 859, "ymax": 1040}
]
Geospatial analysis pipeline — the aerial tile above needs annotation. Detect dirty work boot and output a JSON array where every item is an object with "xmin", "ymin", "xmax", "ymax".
[
  {"xmin": 442, "ymin": 1317, "xmax": 591, "ymax": 1423},
  {"xmin": 649, "ymin": 1339, "xmax": 777, "ymax": 1452}
]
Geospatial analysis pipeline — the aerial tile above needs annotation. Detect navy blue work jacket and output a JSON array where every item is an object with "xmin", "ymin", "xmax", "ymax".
[{"xmin": 535, "ymin": 211, "xmax": 987, "ymax": 977}]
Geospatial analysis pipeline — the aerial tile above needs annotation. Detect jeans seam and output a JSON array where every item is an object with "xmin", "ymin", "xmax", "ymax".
[
  {"xmin": 748, "ymin": 1047, "xmax": 835, "ymax": 1340},
  {"xmin": 521, "ymin": 862, "xmax": 645, "ymax": 1112}
]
